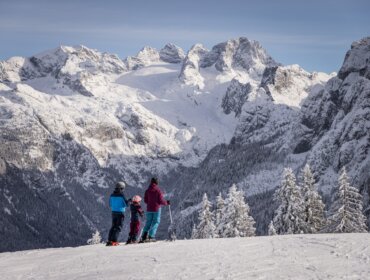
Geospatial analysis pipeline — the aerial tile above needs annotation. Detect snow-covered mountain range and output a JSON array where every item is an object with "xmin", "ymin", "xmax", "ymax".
[{"xmin": 0, "ymin": 36, "xmax": 369, "ymax": 252}]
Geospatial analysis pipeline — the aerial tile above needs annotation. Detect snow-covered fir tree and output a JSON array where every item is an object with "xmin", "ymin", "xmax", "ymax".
[
  {"xmin": 326, "ymin": 167, "xmax": 368, "ymax": 233},
  {"xmin": 273, "ymin": 168, "xmax": 306, "ymax": 234},
  {"xmin": 300, "ymin": 164, "xmax": 326, "ymax": 233},
  {"xmin": 192, "ymin": 193, "xmax": 217, "ymax": 239},
  {"xmin": 191, "ymin": 224, "xmax": 197, "ymax": 239},
  {"xmin": 219, "ymin": 184, "xmax": 256, "ymax": 238},
  {"xmin": 87, "ymin": 230, "xmax": 102, "ymax": 245},
  {"xmin": 268, "ymin": 221, "xmax": 277, "ymax": 236},
  {"xmin": 214, "ymin": 192, "xmax": 225, "ymax": 237}
]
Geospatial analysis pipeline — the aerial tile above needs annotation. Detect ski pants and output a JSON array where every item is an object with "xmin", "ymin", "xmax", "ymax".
[
  {"xmin": 143, "ymin": 210, "xmax": 161, "ymax": 238},
  {"xmin": 108, "ymin": 212, "xmax": 125, "ymax": 242},
  {"xmin": 129, "ymin": 221, "xmax": 141, "ymax": 241}
]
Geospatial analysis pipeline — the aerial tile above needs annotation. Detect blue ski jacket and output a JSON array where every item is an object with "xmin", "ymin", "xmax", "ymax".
[{"xmin": 109, "ymin": 189, "xmax": 128, "ymax": 213}]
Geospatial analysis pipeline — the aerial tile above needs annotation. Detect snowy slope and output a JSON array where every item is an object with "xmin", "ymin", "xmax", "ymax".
[{"xmin": 1, "ymin": 234, "xmax": 370, "ymax": 280}]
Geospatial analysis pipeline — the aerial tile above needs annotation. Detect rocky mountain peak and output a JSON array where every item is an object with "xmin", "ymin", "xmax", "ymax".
[
  {"xmin": 159, "ymin": 43, "xmax": 185, "ymax": 63},
  {"xmin": 136, "ymin": 46, "xmax": 160, "ymax": 64},
  {"xmin": 179, "ymin": 44, "xmax": 209, "ymax": 88},
  {"xmin": 0, "ymin": 45, "xmax": 127, "ymax": 97},
  {"xmin": 259, "ymin": 64, "xmax": 330, "ymax": 108},
  {"xmin": 178, "ymin": 38, "xmax": 278, "ymax": 89},
  {"xmin": 201, "ymin": 37, "xmax": 278, "ymax": 72},
  {"xmin": 124, "ymin": 46, "xmax": 161, "ymax": 70},
  {"xmin": 338, "ymin": 37, "xmax": 370, "ymax": 80}
]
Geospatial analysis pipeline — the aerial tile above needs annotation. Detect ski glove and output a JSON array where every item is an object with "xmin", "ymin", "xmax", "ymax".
[{"xmin": 167, "ymin": 200, "xmax": 170, "ymax": 205}]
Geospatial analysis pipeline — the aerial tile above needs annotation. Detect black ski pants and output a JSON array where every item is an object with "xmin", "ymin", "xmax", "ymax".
[{"xmin": 108, "ymin": 212, "xmax": 125, "ymax": 242}]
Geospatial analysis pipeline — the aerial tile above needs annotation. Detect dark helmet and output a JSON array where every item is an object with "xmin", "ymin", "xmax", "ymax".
[
  {"xmin": 116, "ymin": 181, "xmax": 126, "ymax": 190},
  {"xmin": 151, "ymin": 177, "xmax": 158, "ymax": 184}
]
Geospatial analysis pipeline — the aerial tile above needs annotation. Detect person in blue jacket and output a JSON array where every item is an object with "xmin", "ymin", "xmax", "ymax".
[{"xmin": 106, "ymin": 181, "xmax": 129, "ymax": 246}]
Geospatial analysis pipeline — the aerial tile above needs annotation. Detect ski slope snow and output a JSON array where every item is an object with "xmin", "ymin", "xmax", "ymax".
[{"xmin": 1, "ymin": 234, "xmax": 369, "ymax": 280}]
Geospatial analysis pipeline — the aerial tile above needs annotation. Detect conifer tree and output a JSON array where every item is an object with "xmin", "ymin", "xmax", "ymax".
[
  {"xmin": 327, "ymin": 167, "xmax": 368, "ymax": 233},
  {"xmin": 219, "ymin": 184, "xmax": 256, "ymax": 238},
  {"xmin": 301, "ymin": 164, "xmax": 326, "ymax": 233},
  {"xmin": 268, "ymin": 221, "xmax": 277, "ymax": 236},
  {"xmin": 191, "ymin": 224, "xmax": 197, "ymax": 239},
  {"xmin": 192, "ymin": 193, "xmax": 216, "ymax": 239},
  {"xmin": 214, "ymin": 192, "xmax": 225, "ymax": 237},
  {"xmin": 87, "ymin": 230, "xmax": 102, "ymax": 245},
  {"xmin": 273, "ymin": 168, "xmax": 306, "ymax": 234}
]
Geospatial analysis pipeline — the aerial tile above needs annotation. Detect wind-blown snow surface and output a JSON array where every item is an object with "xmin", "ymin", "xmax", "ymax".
[{"xmin": 1, "ymin": 234, "xmax": 370, "ymax": 280}]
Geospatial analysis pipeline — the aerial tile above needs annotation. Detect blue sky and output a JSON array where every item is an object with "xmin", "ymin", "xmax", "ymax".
[{"xmin": 0, "ymin": 0, "xmax": 369, "ymax": 72}]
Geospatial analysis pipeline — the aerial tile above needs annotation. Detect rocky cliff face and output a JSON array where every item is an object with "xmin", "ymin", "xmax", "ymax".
[
  {"xmin": 221, "ymin": 79, "xmax": 253, "ymax": 117},
  {"xmin": 303, "ymin": 38, "xmax": 370, "ymax": 199}
]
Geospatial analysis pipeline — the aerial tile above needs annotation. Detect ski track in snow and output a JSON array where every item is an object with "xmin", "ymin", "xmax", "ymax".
[{"xmin": 0, "ymin": 234, "xmax": 369, "ymax": 280}]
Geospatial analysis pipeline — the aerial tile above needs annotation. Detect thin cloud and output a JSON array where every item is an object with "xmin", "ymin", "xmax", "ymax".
[{"xmin": 0, "ymin": 18, "xmax": 352, "ymax": 50}]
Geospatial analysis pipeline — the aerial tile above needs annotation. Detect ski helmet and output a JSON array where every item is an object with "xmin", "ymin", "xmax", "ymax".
[
  {"xmin": 116, "ymin": 181, "xmax": 126, "ymax": 190},
  {"xmin": 132, "ymin": 195, "xmax": 142, "ymax": 203},
  {"xmin": 151, "ymin": 177, "xmax": 158, "ymax": 184}
]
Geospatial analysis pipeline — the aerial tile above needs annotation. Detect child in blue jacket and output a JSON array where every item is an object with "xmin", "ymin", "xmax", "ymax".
[{"xmin": 106, "ymin": 181, "xmax": 129, "ymax": 246}]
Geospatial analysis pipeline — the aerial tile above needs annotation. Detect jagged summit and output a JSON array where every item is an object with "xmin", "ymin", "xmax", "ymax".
[
  {"xmin": 0, "ymin": 45, "xmax": 127, "ymax": 82},
  {"xmin": 204, "ymin": 37, "xmax": 277, "ymax": 72},
  {"xmin": 179, "ymin": 43, "xmax": 209, "ymax": 88},
  {"xmin": 338, "ymin": 36, "xmax": 370, "ymax": 80},
  {"xmin": 32, "ymin": 45, "xmax": 127, "ymax": 75},
  {"xmin": 179, "ymin": 37, "xmax": 278, "ymax": 88},
  {"xmin": 0, "ymin": 44, "xmax": 127, "ymax": 96},
  {"xmin": 159, "ymin": 43, "xmax": 185, "ymax": 63},
  {"xmin": 124, "ymin": 44, "xmax": 186, "ymax": 70}
]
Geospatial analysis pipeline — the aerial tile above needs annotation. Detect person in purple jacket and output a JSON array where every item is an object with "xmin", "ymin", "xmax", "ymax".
[{"xmin": 140, "ymin": 177, "xmax": 170, "ymax": 242}]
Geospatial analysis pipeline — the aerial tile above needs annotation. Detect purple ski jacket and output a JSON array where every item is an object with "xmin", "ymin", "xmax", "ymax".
[{"xmin": 144, "ymin": 183, "xmax": 168, "ymax": 212}]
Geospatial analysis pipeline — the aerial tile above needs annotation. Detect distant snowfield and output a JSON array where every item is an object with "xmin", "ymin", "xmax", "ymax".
[{"xmin": 1, "ymin": 234, "xmax": 369, "ymax": 280}]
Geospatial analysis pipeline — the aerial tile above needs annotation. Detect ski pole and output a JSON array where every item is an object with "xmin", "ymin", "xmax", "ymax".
[{"xmin": 168, "ymin": 204, "xmax": 173, "ymax": 225}]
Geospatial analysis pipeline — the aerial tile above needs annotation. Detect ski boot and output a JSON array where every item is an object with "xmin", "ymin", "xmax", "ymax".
[
  {"xmin": 139, "ymin": 232, "xmax": 148, "ymax": 243},
  {"xmin": 148, "ymin": 236, "xmax": 156, "ymax": 243}
]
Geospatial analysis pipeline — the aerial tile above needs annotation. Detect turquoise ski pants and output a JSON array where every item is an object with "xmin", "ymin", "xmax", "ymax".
[{"xmin": 143, "ymin": 210, "xmax": 161, "ymax": 238}]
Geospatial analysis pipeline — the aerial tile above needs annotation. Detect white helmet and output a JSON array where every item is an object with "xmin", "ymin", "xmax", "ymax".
[{"xmin": 132, "ymin": 195, "xmax": 142, "ymax": 203}]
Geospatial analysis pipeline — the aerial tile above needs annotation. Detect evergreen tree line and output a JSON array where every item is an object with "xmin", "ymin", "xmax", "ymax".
[
  {"xmin": 191, "ymin": 184, "xmax": 256, "ymax": 239},
  {"xmin": 269, "ymin": 165, "xmax": 368, "ymax": 235},
  {"xmin": 192, "ymin": 164, "xmax": 368, "ymax": 240}
]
